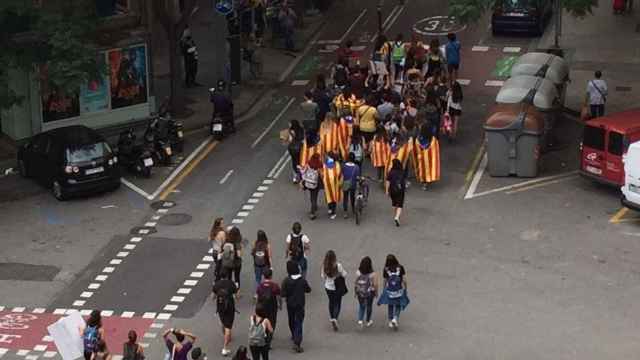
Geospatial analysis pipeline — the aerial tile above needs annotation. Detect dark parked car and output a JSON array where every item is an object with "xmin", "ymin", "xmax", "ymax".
[
  {"xmin": 492, "ymin": 0, "xmax": 552, "ymax": 36},
  {"xmin": 17, "ymin": 125, "xmax": 120, "ymax": 200}
]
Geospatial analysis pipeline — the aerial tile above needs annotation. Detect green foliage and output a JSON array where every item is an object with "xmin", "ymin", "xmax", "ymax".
[
  {"xmin": 0, "ymin": 0, "xmax": 105, "ymax": 110},
  {"xmin": 450, "ymin": 0, "xmax": 596, "ymax": 23}
]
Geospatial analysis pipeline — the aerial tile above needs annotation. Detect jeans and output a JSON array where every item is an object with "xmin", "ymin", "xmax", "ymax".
[
  {"xmin": 287, "ymin": 305, "xmax": 305, "ymax": 346},
  {"xmin": 309, "ymin": 188, "xmax": 319, "ymax": 215},
  {"xmin": 358, "ymin": 296, "xmax": 374, "ymax": 322},
  {"xmin": 283, "ymin": 27, "xmax": 295, "ymax": 50},
  {"xmin": 250, "ymin": 345, "xmax": 269, "ymax": 360},
  {"xmin": 590, "ymin": 104, "xmax": 605, "ymax": 118},
  {"xmin": 291, "ymin": 257, "xmax": 308, "ymax": 280},
  {"xmin": 254, "ymin": 266, "xmax": 268, "ymax": 290},
  {"xmin": 288, "ymin": 147, "xmax": 301, "ymax": 180},
  {"xmin": 325, "ymin": 289, "xmax": 343, "ymax": 320},
  {"xmin": 388, "ymin": 304, "xmax": 401, "ymax": 321},
  {"xmin": 343, "ymin": 189, "xmax": 355, "ymax": 213}
]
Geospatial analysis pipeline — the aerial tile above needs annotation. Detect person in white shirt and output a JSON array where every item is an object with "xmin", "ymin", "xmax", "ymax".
[
  {"xmin": 586, "ymin": 70, "xmax": 608, "ymax": 118},
  {"xmin": 321, "ymin": 250, "xmax": 348, "ymax": 331},
  {"xmin": 285, "ymin": 222, "xmax": 311, "ymax": 279}
]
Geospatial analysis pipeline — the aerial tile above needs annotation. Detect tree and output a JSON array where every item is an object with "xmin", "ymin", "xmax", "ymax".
[
  {"xmin": 449, "ymin": 0, "xmax": 596, "ymax": 47},
  {"xmin": 0, "ymin": 0, "xmax": 105, "ymax": 110},
  {"xmin": 152, "ymin": 0, "xmax": 199, "ymax": 115}
]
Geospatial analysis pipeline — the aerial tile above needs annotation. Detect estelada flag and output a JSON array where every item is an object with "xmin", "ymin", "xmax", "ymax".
[
  {"xmin": 371, "ymin": 137, "xmax": 390, "ymax": 168},
  {"xmin": 322, "ymin": 158, "xmax": 343, "ymax": 204},
  {"xmin": 299, "ymin": 138, "xmax": 323, "ymax": 168},
  {"xmin": 414, "ymin": 135, "xmax": 440, "ymax": 183},
  {"xmin": 385, "ymin": 139, "xmax": 412, "ymax": 176},
  {"xmin": 338, "ymin": 116, "xmax": 355, "ymax": 158},
  {"xmin": 320, "ymin": 120, "xmax": 342, "ymax": 157}
]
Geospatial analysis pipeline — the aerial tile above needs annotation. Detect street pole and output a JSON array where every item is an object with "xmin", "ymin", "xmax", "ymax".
[
  {"xmin": 553, "ymin": 0, "xmax": 561, "ymax": 48},
  {"xmin": 377, "ymin": 0, "xmax": 384, "ymax": 34}
]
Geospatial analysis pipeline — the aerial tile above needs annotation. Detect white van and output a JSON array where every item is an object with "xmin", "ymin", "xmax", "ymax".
[{"xmin": 622, "ymin": 141, "xmax": 640, "ymax": 211}]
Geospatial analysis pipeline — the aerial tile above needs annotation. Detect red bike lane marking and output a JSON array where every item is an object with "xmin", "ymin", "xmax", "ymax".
[{"xmin": 0, "ymin": 311, "xmax": 154, "ymax": 353}]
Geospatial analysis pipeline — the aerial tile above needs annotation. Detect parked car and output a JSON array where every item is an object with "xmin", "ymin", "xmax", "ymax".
[
  {"xmin": 17, "ymin": 125, "xmax": 120, "ymax": 200},
  {"xmin": 622, "ymin": 141, "xmax": 640, "ymax": 211},
  {"xmin": 492, "ymin": 0, "xmax": 552, "ymax": 36},
  {"xmin": 580, "ymin": 109, "xmax": 640, "ymax": 187}
]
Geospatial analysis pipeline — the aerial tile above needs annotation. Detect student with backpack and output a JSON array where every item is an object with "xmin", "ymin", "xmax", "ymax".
[
  {"xmin": 299, "ymin": 153, "xmax": 323, "ymax": 220},
  {"xmin": 378, "ymin": 254, "xmax": 409, "ymax": 330},
  {"xmin": 386, "ymin": 159, "xmax": 406, "ymax": 227},
  {"xmin": 252, "ymin": 230, "xmax": 272, "ymax": 292},
  {"xmin": 348, "ymin": 132, "xmax": 365, "ymax": 169},
  {"xmin": 256, "ymin": 268, "xmax": 281, "ymax": 348},
  {"xmin": 213, "ymin": 269, "xmax": 238, "ymax": 356},
  {"xmin": 209, "ymin": 217, "xmax": 226, "ymax": 281},
  {"xmin": 162, "ymin": 328, "xmax": 197, "ymax": 360},
  {"xmin": 225, "ymin": 227, "xmax": 244, "ymax": 290},
  {"xmin": 321, "ymin": 250, "xmax": 348, "ymax": 331},
  {"xmin": 285, "ymin": 222, "xmax": 311, "ymax": 279},
  {"xmin": 390, "ymin": 33, "xmax": 406, "ymax": 83},
  {"xmin": 341, "ymin": 152, "xmax": 361, "ymax": 218},
  {"xmin": 81, "ymin": 310, "xmax": 105, "ymax": 360},
  {"xmin": 281, "ymin": 260, "xmax": 312, "ymax": 353},
  {"xmin": 248, "ymin": 303, "xmax": 274, "ymax": 360},
  {"xmin": 354, "ymin": 256, "xmax": 378, "ymax": 328},
  {"xmin": 122, "ymin": 330, "xmax": 145, "ymax": 360}
]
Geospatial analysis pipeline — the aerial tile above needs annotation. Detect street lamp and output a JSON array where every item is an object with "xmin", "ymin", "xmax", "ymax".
[{"xmin": 377, "ymin": 0, "xmax": 384, "ymax": 34}]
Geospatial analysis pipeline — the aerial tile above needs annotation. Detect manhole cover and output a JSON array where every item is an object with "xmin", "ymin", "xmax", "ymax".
[
  {"xmin": 0, "ymin": 263, "xmax": 60, "ymax": 281},
  {"xmin": 130, "ymin": 226, "xmax": 158, "ymax": 235},
  {"xmin": 158, "ymin": 213, "xmax": 192, "ymax": 226},
  {"xmin": 150, "ymin": 201, "xmax": 176, "ymax": 210}
]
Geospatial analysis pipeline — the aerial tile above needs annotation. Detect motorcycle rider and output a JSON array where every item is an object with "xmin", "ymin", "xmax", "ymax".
[{"xmin": 210, "ymin": 79, "xmax": 235, "ymax": 134}]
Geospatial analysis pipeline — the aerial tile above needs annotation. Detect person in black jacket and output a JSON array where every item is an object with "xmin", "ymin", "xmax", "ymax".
[{"xmin": 281, "ymin": 260, "xmax": 311, "ymax": 353}]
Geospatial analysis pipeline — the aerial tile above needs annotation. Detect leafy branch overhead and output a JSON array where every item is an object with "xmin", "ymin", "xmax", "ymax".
[
  {"xmin": 0, "ymin": 0, "xmax": 105, "ymax": 110},
  {"xmin": 449, "ymin": 0, "xmax": 597, "ymax": 24}
]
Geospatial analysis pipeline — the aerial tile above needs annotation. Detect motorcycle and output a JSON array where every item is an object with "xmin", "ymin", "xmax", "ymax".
[
  {"xmin": 155, "ymin": 111, "xmax": 184, "ymax": 153},
  {"xmin": 211, "ymin": 113, "xmax": 224, "ymax": 141},
  {"xmin": 144, "ymin": 118, "xmax": 173, "ymax": 166},
  {"xmin": 117, "ymin": 129, "xmax": 154, "ymax": 178},
  {"xmin": 209, "ymin": 80, "xmax": 235, "ymax": 140}
]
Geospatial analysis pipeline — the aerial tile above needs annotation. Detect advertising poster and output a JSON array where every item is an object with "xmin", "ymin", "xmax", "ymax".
[
  {"xmin": 108, "ymin": 44, "xmax": 148, "ymax": 109},
  {"xmin": 47, "ymin": 311, "xmax": 84, "ymax": 360},
  {"xmin": 40, "ymin": 65, "xmax": 80, "ymax": 123},
  {"xmin": 80, "ymin": 53, "xmax": 109, "ymax": 114}
]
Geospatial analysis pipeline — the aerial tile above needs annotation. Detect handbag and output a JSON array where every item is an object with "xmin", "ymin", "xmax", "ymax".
[{"xmin": 335, "ymin": 275, "xmax": 348, "ymax": 296}]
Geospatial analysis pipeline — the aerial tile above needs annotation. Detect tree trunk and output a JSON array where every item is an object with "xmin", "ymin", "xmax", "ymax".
[{"xmin": 168, "ymin": 23, "xmax": 185, "ymax": 115}]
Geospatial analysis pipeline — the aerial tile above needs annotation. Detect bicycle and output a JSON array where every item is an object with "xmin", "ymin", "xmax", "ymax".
[{"xmin": 354, "ymin": 176, "xmax": 370, "ymax": 225}]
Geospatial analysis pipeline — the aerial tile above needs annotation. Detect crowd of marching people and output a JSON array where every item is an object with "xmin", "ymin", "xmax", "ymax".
[
  {"xmin": 284, "ymin": 32, "xmax": 463, "ymax": 225},
  {"xmin": 78, "ymin": 30, "xmax": 463, "ymax": 360}
]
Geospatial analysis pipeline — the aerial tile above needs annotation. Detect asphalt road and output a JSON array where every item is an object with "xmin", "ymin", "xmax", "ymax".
[{"xmin": 1, "ymin": 0, "xmax": 640, "ymax": 359}]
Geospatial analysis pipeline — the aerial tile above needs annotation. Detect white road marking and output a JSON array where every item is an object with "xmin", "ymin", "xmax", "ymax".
[
  {"xmin": 242, "ymin": 205, "xmax": 255, "ymax": 210},
  {"xmin": 142, "ymin": 312, "xmax": 157, "ymax": 319},
  {"xmin": 149, "ymin": 138, "xmax": 213, "ymax": 200},
  {"xmin": 190, "ymin": 272, "xmax": 204, "ymax": 278},
  {"xmin": 157, "ymin": 208, "xmax": 168, "ymax": 213},
  {"xmin": 163, "ymin": 304, "xmax": 178, "ymax": 311},
  {"xmin": 383, "ymin": 4, "xmax": 405, "ymax": 32},
  {"xmin": 196, "ymin": 263, "xmax": 210, "ymax": 270},
  {"xmin": 101, "ymin": 205, "xmax": 116, "ymax": 209},
  {"xmin": 41, "ymin": 336, "xmax": 53, "ymax": 342},
  {"xmin": 268, "ymin": 151, "xmax": 290, "ymax": 178},
  {"xmin": 130, "ymin": 237, "xmax": 142, "ymax": 243},
  {"xmin": 80, "ymin": 292, "xmax": 93, "ymax": 298},
  {"xmin": 219, "ymin": 170, "xmax": 235, "ymax": 184},
  {"xmin": 274, "ymin": 157, "xmax": 291, "ymax": 179},
  {"xmin": 457, "ymin": 79, "xmax": 471, "ymax": 85},
  {"xmin": 468, "ymin": 170, "xmax": 578, "ymax": 199},
  {"xmin": 16, "ymin": 350, "xmax": 29, "ymax": 356},
  {"xmin": 43, "ymin": 352, "xmax": 57, "ymax": 358},
  {"xmin": 484, "ymin": 80, "xmax": 505, "ymax": 87},
  {"xmin": 33, "ymin": 345, "xmax": 47, "ymax": 352},
  {"xmin": 110, "ymin": 259, "xmax": 122, "ymax": 265},
  {"xmin": 95, "ymin": 275, "xmax": 108, "ymax": 281},
  {"xmin": 53, "ymin": 309, "xmax": 66, "ymax": 315},
  {"xmin": 237, "ymin": 211, "xmax": 250, "ymax": 217},
  {"xmin": 120, "ymin": 178, "xmax": 154, "ymax": 200},
  {"xmin": 157, "ymin": 313, "xmax": 172, "ymax": 320},
  {"xmin": 171, "ymin": 296, "xmax": 185, "ymax": 303},
  {"xmin": 32, "ymin": 308, "xmax": 46, "ymax": 314},
  {"xmin": 263, "ymin": 179, "xmax": 274, "ymax": 184},
  {"xmin": 150, "ymin": 323, "xmax": 164, "ymax": 329},
  {"xmin": 504, "ymin": 173, "xmax": 579, "ymax": 194},
  {"xmin": 25, "ymin": 355, "xmax": 39, "ymax": 360},
  {"xmin": 12, "ymin": 307, "xmax": 25, "ymax": 312},
  {"xmin": 472, "ymin": 46, "xmax": 490, "ymax": 51},
  {"xmin": 279, "ymin": 29, "xmax": 325, "ymax": 83},
  {"xmin": 124, "ymin": 244, "xmax": 136, "ymax": 250},
  {"xmin": 184, "ymin": 280, "xmax": 198, "ymax": 286},
  {"xmin": 177, "ymin": 288, "xmax": 192, "ymax": 294},
  {"xmin": 151, "ymin": 216, "xmax": 161, "ymax": 220},
  {"xmin": 121, "ymin": 311, "xmax": 135, "ymax": 318},
  {"xmin": 203, "ymin": 255, "xmax": 214, "ymax": 262},
  {"xmin": 257, "ymin": 186, "xmax": 269, "ymax": 191},
  {"xmin": 464, "ymin": 153, "xmax": 487, "ymax": 199},
  {"xmin": 382, "ymin": 6, "xmax": 400, "ymax": 29},
  {"xmin": 251, "ymin": 98, "xmax": 296, "ymax": 149},
  {"xmin": 247, "ymin": 198, "xmax": 260, "ymax": 204},
  {"xmin": 503, "ymin": 46, "xmax": 521, "ymax": 53},
  {"xmin": 100, "ymin": 310, "xmax": 114, "ymax": 317},
  {"xmin": 340, "ymin": 9, "xmax": 368, "ymax": 43},
  {"xmin": 117, "ymin": 252, "xmax": 129, "ymax": 257},
  {"xmin": 103, "ymin": 267, "xmax": 115, "ymax": 273},
  {"xmin": 80, "ymin": 310, "xmax": 92, "ymax": 316},
  {"xmin": 138, "ymin": 229, "xmax": 150, "ymax": 234},
  {"xmin": 88, "ymin": 283, "xmax": 101, "ymax": 290},
  {"xmin": 144, "ymin": 222, "xmax": 156, "ymax": 227},
  {"xmin": 143, "ymin": 332, "xmax": 157, "ymax": 339},
  {"xmin": 252, "ymin": 192, "xmax": 265, "ymax": 198},
  {"xmin": 291, "ymin": 80, "xmax": 310, "ymax": 86},
  {"xmin": 232, "ymin": 218, "xmax": 244, "ymax": 224}
]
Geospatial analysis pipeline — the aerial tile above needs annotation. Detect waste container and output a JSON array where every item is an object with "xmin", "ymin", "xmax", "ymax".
[
  {"xmin": 496, "ymin": 75, "xmax": 559, "ymax": 149},
  {"xmin": 483, "ymin": 103, "xmax": 545, "ymax": 177},
  {"xmin": 510, "ymin": 52, "xmax": 569, "ymax": 105}
]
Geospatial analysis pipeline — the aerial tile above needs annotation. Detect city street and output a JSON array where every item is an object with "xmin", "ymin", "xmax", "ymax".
[{"xmin": 1, "ymin": 0, "xmax": 640, "ymax": 359}]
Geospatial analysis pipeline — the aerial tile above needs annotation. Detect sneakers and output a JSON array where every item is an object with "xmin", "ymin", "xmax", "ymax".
[
  {"xmin": 394, "ymin": 218, "xmax": 400, "ymax": 227},
  {"xmin": 358, "ymin": 320, "xmax": 364, "ymax": 329},
  {"xmin": 366, "ymin": 320, "xmax": 374, "ymax": 327},
  {"xmin": 422, "ymin": 184, "xmax": 429, "ymax": 191},
  {"xmin": 309, "ymin": 213, "xmax": 317, "ymax": 220},
  {"xmin": 330, "ymin": 318, "xmax": 339, "ymax": 331},
  {"xmin": 221, "ymin": 348, "xmax": 231, "ymax": 356},
  {"xmin": 388, "ymin": 321, "xmax": 394, "ymax": 329},
  {"xmin": 343, "ymin": 213, "xmax": 349, "ymax": 219},
  {"xmin": 293, "ymin": 345, "xmax": 304, "ymax": 353},
  {"xmin": 330, "ymin": 213, "xmax": 337, "ymax": 220},
  {"xmin": 391, "ymin": 318, "xmax": 399, "ymax": 330}
]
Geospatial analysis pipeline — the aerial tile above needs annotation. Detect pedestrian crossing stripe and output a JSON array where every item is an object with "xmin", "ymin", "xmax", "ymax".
[{"xmin": 291, "ymin": 80, "xmax": 310, "ymax": 86}]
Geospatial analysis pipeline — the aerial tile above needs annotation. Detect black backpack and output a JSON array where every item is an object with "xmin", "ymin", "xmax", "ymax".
[
  {"xmin": 334, "ymin": 64, "xmax": 348, "ymax": 87},
  {"xmin": 257, "ymin": 283, "xmax": 276, "ymax": 309},
  {"xmin": 289, "ymin": 234, "xmax": 304, "ymax": 261},
  {"xmin": 215, "ymin": 282, "xmax": 234, "ymax": 313}
]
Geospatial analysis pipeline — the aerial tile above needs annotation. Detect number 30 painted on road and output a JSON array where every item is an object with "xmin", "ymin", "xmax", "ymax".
[{"xmin": 413, "ymin": 16, "xmax": 466, "ymax": 36}]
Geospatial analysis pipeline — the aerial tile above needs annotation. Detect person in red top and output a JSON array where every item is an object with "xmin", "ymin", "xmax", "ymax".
[{"xmin": 256, "ymin": 268, "xmax": 282, "ymax": 348}]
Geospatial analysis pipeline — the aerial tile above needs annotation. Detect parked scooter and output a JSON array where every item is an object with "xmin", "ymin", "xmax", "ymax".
[
  {"xmin": 117, "ymin": 129, "xmax": 154, "ymax": 178},
  {"xmin": 157, "ymin": 99, "xmax": 185, "ymax": 153},
  {"xmin": 144, "ymin": 118, "xmax": 173, "ymax": 166},
  {"xmin": 209, "ymin": 79, "xmax": 235, "ymax": 140}
]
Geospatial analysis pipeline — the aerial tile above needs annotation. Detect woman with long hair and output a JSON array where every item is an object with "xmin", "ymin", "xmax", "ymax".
[
  {"xmin": 248, "ymin": 303, "xmax": 273, "ymax": 360},
  {"xmin": 447, "ymin": 80, "xmax": 463, "ymax": 140},
  {"xmin": 81, "ymin": 310, "xmax": 105, "ymax": 360},
  {"xmin": 386, "ymin": 159, "xmax": 406, "ymax": 226},
  {"xmin": 300, "ymin": 153, "xmax": 323, "ymax": 220},
  {"xmin": 251, "ymin": 230, "xmax": 272, "ymax": 292},
  {"xmin": 414, "ymin": 123, "xmax": 441, "ymax": 190},
  {"xmin": 287, "ymin": 120, "xmax": 305, "ymax": 183},
  {"xmin": 226, "ymin": 227, "xmax": 244, "ymax": 289},
  {"xmin": 354, "ymin": 256, "xmax": 378, "ymax": 328},
  {"xmin": 378, "ymin": 254, "xmax": 409, "ymax": 330},
  {"xmin": 210, "ymin": 217, "xmax": 226, "ymax": 280},
  {"xmin": 321, "ymin": 250, "xmax": 347, "ymax": 331},
  {"xmin": 122, "ymin": 330, "xmax": 144, "ymax": 360}
]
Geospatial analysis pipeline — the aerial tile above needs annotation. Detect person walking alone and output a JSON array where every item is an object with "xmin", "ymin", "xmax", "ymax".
[
  {"xmin": 586, "ymin": 70, "xmax": 608, "ymax": 118},
  {"xmin": 322, "ymin": 152, "xmax": 343, "ymax": 219},
  {"xmin": 225, "ymin": 227, "xmax": 244, "ymax": 291},
  {"xmin": 278, "ymin": 2, "xmax": 297, "ymax": 51},
  {"xmin": 300, "ymin": 153, "xmax": 323, "ymax": 220},
  {"xmin": 256, "ymin": 268, "xmax": 281, "ymax": 348},
  {"xmin": 213, "ymin": 269, "xmax": 238, "ymax": 356},
  {"xmin": 248, "ymin": 303, "xmax": 273, "ymax": 360},
  {"xmin": 386, "ymin": 159, "xmax": 406, "ymax": 227},
  {"xmin": 281, "ymin": 260, "xmax": 312, "ymax": 353},
  {"xmin": 285, "ymin": 222, "xmax": 311, "ymax": 279},
  {"xmin": 354, "ymin": 256, "xmax": 378, "ymax": 329},
  {"xmin": 252, "ymin": 230, "xmax": 272, "ymax": 293},
  {"xmin": 445, "ymin": 33, "xmax": 461, "ymax": 81},
  {"xmin": 321, "ymin": 250, "xmax": 348, "ymax": 331},
  {"xmin": 378, "ymin": 254, "xmax": 410, "ymax": 330}
]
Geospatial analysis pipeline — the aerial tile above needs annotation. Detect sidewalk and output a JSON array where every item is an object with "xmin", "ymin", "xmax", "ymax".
[{"xmin": 538, "ymin": 5, "xmax": 640, "ymax": 113}]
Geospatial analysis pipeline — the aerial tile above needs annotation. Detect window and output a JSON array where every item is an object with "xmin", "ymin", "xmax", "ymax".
[
  {"xmin": 583, "ymin": 126, "xmax": 605, "ymax": 151},
  {"xmin": 65, "ymin": 142, "xmax": 111, "ymax": 164},
  {"xmin": 608, "ymin": 131, "xmax": 624, "ymax": 156}
]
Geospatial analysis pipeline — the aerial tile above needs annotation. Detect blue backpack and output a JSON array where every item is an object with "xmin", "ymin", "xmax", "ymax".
[
  {"xmin": 386, "ymin": 269, "xmax": 403, "ymax": 299},
  {"xmin": 83, "ymin": 325, "xmax": 99, "ymax": 352}
]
